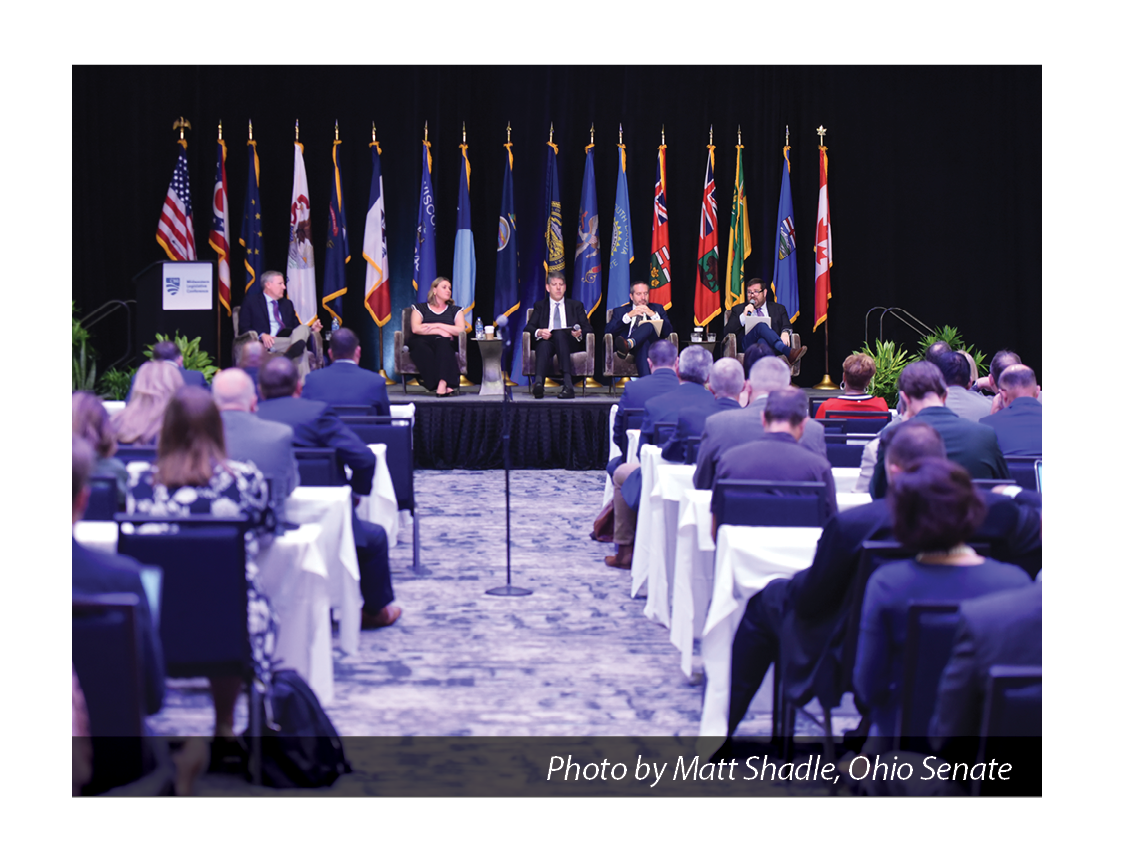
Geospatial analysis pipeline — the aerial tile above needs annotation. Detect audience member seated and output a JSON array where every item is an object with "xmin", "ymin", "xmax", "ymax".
[
  {"xmin": 924, "ymin": 340, "xmax": 953, "ymax": 363},
  {"xmin": 712, "ymin": 387, "xmax": 837, "ymax": 533},
  {"xmin": 125, "ymin": 387, "xmax": 272, "ymax": 744},
  {"xmin": 929, "ymin": 580, "xmax": 1042, "ymax": 750},
  {"xmin": 971, "ymin": 349, "xmax": 1020, "ymax": 397},
  {"xmin": 719, "ymin": 422, "xmax": 1042, "ymax": 741},
  {"xmin": 980, "ymin": 365, "xmax": 1042, "ymax": 457},
  {"xmin": 605, "ymin": 280, "xmax": 669, "ymax": 378},
  {"xmin": 213, "ymin": 368, "xmax": 300, "ymax": 523},
  {"xmin": 126, "ymin": 340, "xmax": 207, "ymax": 400},
  {"xmin": 607, "ymin": 346, "xmax": 714, "ymax": 569},
  {"xmin": 661, "ymin": 358, "xmax": 745, "ymax": 462},
  {"xmin": 111, "ymin": 360, "xmax": 184, "ymax": 446},
  {"xmin": 73, "ymin": 436, "xmax": 165, "ymax": 719},
  {"xmin": 814, "ymin": 353, "xmax": 888, "ymax": 417},
  {"xmin": 73, "ymin": 391, "xmax": 127, "ymax": 507},
  {"xmin": 694, "ymin": 356, "xmax": 827, "ymax": 491},
  {"xmin": 870, "ymin": 361, "xmax": 1008, "ymax": 498},
  {"xmin": 408, "ymin": 275, "xmax": 464, "ymax": 396},
  {"xmin": 853, "ymin": 458, "xmax": 1031, "ymax": 738},
  {"xmin": 936, "ymin": 350, "xmax": 992, "ymax": 422},
  {"xmin": 256, "ymin": 357, "xmax": 401, "ymax": 630},
  {"xmin": 302, "ymin": 326, "xmax": 391, "ymax": 415},
  {"xmin": 235, "ymin": 339, "xmax": 267, "ymax": 393},
  {"xmin": 605, "ymin": 339, "xmax": 680, "ymax": 479}
]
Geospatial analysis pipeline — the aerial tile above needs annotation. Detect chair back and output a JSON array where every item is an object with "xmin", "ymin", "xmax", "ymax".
[
  {"xmin": 827, "ymin": 442, "xmax": 864, "ymax": 468},
  {"xmin": 1006, "ymin": 456, "xmax": 1040, "ymax": 491},
  {"xmin": 294, "ymin": 447, "xmax": 345, "ymax": 486},
  {"xmin": 682, "ymin": 435, "xmax": 702, "ymax": 465},
  {"xmin": 331, "ymin": 404, "xmax": 374, "ymax": 417},
  {"xmin": 116, "ymin": 445, "xmax": 157, "ymax": 465},
  {"xmin": 819, "ymin": 418, "xmax": 846, "ymax": 434},
  {"xmin": 115, "ymin": 514, "xmax": 249, "ymax": 679},
  {"xmin": 72, "ymin": 593, "xmax": 147, "ymax": 794},
  {"xmin": 972, "ymin": 478, "xmax": 1008, "ymax": 491},
  {"xmin": 340, "ymin": 416, "xmax": 415, "ymax": 512},
  {"xmin": 712, "ymin": 479, "xmax": 830, "ymax": 528},
  {"xmin": 825, "ymin": 411, "xmax": 892, "ymax": 434},
  {"xmin": 895, "ymin": 602, "xmax": 962, "ymax": 750},
  {"xmin": 622, "ymin": 407, "xmax": 646, "ymax": 430},
  {"xmin": 654, "ymin": 422, "xmax": 677, "ymax": 445},
  {"xmin": 86, "ymin": 474, "xmax": 119, "ymax": 520},
  {"xmin": 973, "ymin": 664, "xmax": 1042, "ymax": 795}
]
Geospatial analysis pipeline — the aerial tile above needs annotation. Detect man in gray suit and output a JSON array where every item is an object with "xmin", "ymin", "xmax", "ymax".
[
  {"xmin": 693, "ymin": 356, "xmax": 827, "ymax": 490},
  {"xmin": 213, "ymin": 367, "xmax": 299, "ymax": 522}
]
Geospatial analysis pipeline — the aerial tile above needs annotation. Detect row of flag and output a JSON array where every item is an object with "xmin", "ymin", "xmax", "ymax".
[{"xmin": 156, "ymin": 129, "xmax": 834, "ymax": 338}]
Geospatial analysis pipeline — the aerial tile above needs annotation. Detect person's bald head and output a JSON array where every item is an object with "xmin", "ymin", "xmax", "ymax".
[
  {"xmin": 239, "ymin": 340, "xmax": 267, "ymax": 370},
  {"xmin": 884, "ymin": 421, "xmax": 946, "ymax": 478},
  {"xmin": 998, "ymin": 364, "xmax": 1039, "ymax": 401},
  {"xmin": 709, "ymin": 358, "xmax": 746, "ymax": 399},
  {"xmin": 213, "ymin": 368, "xmax": 257, "ymax": 412}
]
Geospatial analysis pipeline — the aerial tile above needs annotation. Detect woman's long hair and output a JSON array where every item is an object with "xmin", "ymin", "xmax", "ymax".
[
  {"xmin": 154, "ymin": 385, "xmax": 228, "ymax": 489},
  {"xmin": 72, "ymin": 391, "xmax": 116, "ymax": 459},
  {"xmin": 110, "ymin": 361, "xmax": 184, "ymax": 445}
]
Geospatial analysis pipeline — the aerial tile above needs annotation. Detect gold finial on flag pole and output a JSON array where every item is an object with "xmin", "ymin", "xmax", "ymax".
[
  {"xmin": 506, "ymin": 121, "xmax": 511, "ymax": 143},
  {"xmin": 462, "ymin": 122, "xmax": 466, "ymax": 143},
  {"xmin": 661, "ymin": 125, "xmax": 665, "ymax": 146},
  {"xmin": 295, "ymin": 119, "xmax": 300, "ymax": 142},
  {"xmin": 738, "ymin": 125, "xmax": 742, "ymax": 146},
  {"xmin": 590, "ymin": 124, "xmax": 595, "ymax": 145},
  {"xmin": 335, "ymin": 119, "xmax": 340, "ymax": 142},
  {"xmin": 549, "ymin": 123, "xmax": 554, "ymax": 144},
  {"xmin": 248, "ymin": 119, "xmax": 253, "ymax": 141},
  {"xmin": 372, "ymin": 121, "xmax": 376, "ymax": 143},
  {"xmin": 424, "ymin": 120, "xmax": 428, "ymax": 143},
  {"xmin": 218, "ymin": 120, "xmax": 223, "ymax": 140},
  {"xmin": 618, "ymin": 123, "xmax": 623, "ymax": 145},
  {"xmin": 785, "ymin": 125, "xmax": 789, "ymax": 148},
  {"xmin": 816, "ymin": 125, "xmax": 827, "ymax": 147},
  {"xmin": 709, "ymin": 124, "xmax": 713, "ymax": 146},
  {"xmin": 173, "ymin": 117, "xmax": 191, "ymax": 140}
]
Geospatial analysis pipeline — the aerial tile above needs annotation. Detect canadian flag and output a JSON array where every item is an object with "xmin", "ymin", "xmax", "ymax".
[{"xmin": 813, "ymin": 146, "xmax": 832, "ymax": 332}]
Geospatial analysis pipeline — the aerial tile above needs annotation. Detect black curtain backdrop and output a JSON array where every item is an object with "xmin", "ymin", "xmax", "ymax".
[{"xmin": 73, "ymin": 66, "xmax": 1041, "ymax": 384}]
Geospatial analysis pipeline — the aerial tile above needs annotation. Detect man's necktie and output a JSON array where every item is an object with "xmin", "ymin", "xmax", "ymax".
[
  {"xmin": 551, "ymin": 302, "xmax": 562, "ymax": 331},
  {"xmin": 271, "ymin": 299, "xmax": 284, "ymax": 327},
  {"xmin": 755, "ymin": 305, "xmax": 765, "ymax": 317}
]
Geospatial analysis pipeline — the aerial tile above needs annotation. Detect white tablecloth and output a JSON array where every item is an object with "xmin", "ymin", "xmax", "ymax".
[
  {"xmin": 390, "ymin": 404, "xmax": 416, "ymax": 421},
  {"xmin": 669, "ymin": 489, "xmax": 715, "ymax": 677},
  {"xmin": 285, "ymin": 486, "xmax": 364, "ymax": 657},
  {"xmin": 630, "ymin": 445, "xmax": 668, "ymax": 599},
  {"xmin": 73, "ymin": 520, "xmax": 337, "ymax": 705},
  {"xmin": 698, "ymin": 524, "xmax": 822, "ymax": 737},
  {"xmin": 641, "ymin": 460, "xmax": 698, "ymax": 627},
  {"xmin": 353, "ymin": 443, "xmax": 400, "ymax": 547}
]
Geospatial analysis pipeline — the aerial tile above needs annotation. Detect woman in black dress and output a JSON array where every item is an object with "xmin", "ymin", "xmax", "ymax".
[{"xmin": 408, "ymin": 276, "xmax": 465, "ymax": 396}]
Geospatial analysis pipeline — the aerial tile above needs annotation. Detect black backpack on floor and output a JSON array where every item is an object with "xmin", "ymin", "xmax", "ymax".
[{"xmin": 257, "ymin": 669, "xmax": 351, "ymax": 788}]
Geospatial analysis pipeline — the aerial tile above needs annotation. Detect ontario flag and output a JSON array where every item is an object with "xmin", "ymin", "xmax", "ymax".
[
  {"xmin": 156, "ymin": 140, "xmax": 196, "ymax": 261},
  {"xmin": 649, "ymin": 143, "xmax": 671, "ymax": 309},
  {"xmin": 322, "ymin": 135, "xmax": 349, "ymax": 325},
  {"xmin": 363, "ymin": 140, "xmax": 391, "ymax": 327},
  {"xmin": 208, "ymin": 135, "xmax": 231, "ymax": 315},
  {"xmin": 813, "ymin": 144, "xmax": 832, "ymax": 331},
  {"xmin": 771, "ymin": 144, "xmax": 799, "ymax": 322},
  {"xmin": 694, "ymin": 144, "xmax": 720, "ymax": 327}
]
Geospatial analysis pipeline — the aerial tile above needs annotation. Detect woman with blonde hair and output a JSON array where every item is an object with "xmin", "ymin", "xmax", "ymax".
[
  {"xmin": 407, "ymin": 276, "xmax": 465, "ymax": 396},
  {"xmin": 110, "ymin": 360, "xmax": 184, "ymax": 445}
]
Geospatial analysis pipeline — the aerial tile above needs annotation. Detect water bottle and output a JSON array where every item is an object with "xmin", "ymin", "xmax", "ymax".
[
  {"xmin": 331, "ymin": 317, "xmax": 340, "ymax": 333},
  {"xmin": 475, "ymin": 316, "xmax": 484, "ymax": 340}
]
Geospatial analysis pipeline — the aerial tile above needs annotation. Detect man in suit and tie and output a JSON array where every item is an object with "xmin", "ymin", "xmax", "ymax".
[
  {"xmin": 238, "ymin": 270, "xmax": 323, "ymax": 368},
  {"xmin": 723, "ymin": 277, "xmax": 806, "ymax": 365},
  {"xmin": 125, "ymin": 340, "xmax": 208, "ymax": 400},
  {"xmin": 523, "ymin": 275, "xmax": 592, "ymax": 399},
  {"xmin": 979, "ymin": 365, "xmax": 1043, "ymax": 457},
  {"xmin": 693, "ymin": 356, "xmax": 827, "ymax": 490},
  {"xmin": 256, "ymin": 357, "xmax": 400, "ymax": 630},
  {"xmin": 604, "ymin": 280, "xmax": 668, "ymax": 378},
  {"xmin": 301, "ymin": 327, "xmax": 391, "ymax": 416},
  {"xmin": 213, "ymin": 368, "xmax": 299, "ymax": 523},
  {"xmin": 661, "ymin": 358, "xmax": 746, "ymax": 463}
]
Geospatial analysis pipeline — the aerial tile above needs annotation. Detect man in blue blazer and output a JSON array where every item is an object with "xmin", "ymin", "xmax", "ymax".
[
  {"xmin": 256, "ymin": 357, "xmax": 400, "ymax": 630},
  {"xmin": 606, "ymin": 339, "xmax": 680, "ymax": 476},
  {"xmin": 238, "ymin": 270, "xmax": 323, "ymax": 365},
  {"xmin": 661, "ymin": 358, "xmax": 745, "ymax": 463},
  {"xmin": 301, "ymin": 327, "xmax": 391, "ymax": 416},
  {"xmin": 604, "ymin": 280, "xmax": 669, "ymax": 377},
  {"xmin": 979, "ymin": 364, "xmax": 1042, "ymax": 457}
]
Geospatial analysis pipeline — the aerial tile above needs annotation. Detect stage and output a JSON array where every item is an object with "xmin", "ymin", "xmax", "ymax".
[{"xmin": 387, "ymin": 384, "xmax": 843, "ymax": 471}]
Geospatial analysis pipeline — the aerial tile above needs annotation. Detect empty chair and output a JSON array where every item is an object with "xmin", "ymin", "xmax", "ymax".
[
  {"xmin": 330, "ymin": 404, "xmax": 375, "ymax": 417},
  {"xmin": 825, "ymin": 411, "xmax": 892, "ymax": 434},
  {"xmin": 1005, "ymin": 456, "xmax": 1040, "ymax": 491},
  {"xmin": 712, "ymin": 479, "xmax": 830, "ymax": 529},
  {"xmin": 827, "ymin": 442, "xmax": 864, "ymax": 468},
  {"xmin": 894, "ymin": 602, "xmax": 962, "ymax": 751},
  {"xmin": 974, "ymin": 664, "xmax": 1042, "ymax": 795},
  {"xmin": 294, "ymin": 447, "xmax": 345, "ymax": 487}
]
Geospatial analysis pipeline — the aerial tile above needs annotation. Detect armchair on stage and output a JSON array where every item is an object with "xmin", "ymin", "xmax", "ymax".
[
  {"xmin": 393, "ymin": 308, "xmax": 468, "ymax": 394},
  {"xmin": 231, "ymin": 305, "xmax": 325, "ymax": 374},
  {"xmin": 719, "ymin": 309, "xmax": 804, "ymax": 379},
  {"xmin": 602, "ymin": 307, "xmax": 679, "ymax": 393},
  {"xmin": 521, "ymin": 331, "xmax": 596, "ymax": 396}
]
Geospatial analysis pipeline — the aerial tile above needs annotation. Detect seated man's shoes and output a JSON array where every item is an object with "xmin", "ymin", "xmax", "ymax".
[
  {"xmin": 787, "ymin": 345, "xmax": 808, "ymax": 367},
  {"xmin": 558, "ymin": 387, "xmax": 575, "ymax": 399},
  {"xmin": 604, "ymin": 543, "xmax": 633, "ymax": 569},
  {"xmin": 532, "ymin": 382, "xmax": 545, "ymax": 399},
  {"xmin": 284, "ymin": 338, "xmax": 307, "ymax": 360},
  {"xmin": 614, "ymin": 339, "xmax": 633, "ymax": 360},
  {"xmin": 361, "ymin": 605, "xmax": 402, "ymax": 629}
]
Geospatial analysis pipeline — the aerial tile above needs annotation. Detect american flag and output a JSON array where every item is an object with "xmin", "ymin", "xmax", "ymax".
[{"xmin": 156, "ymin": 142, "xmax": 197, "ymax": 261}]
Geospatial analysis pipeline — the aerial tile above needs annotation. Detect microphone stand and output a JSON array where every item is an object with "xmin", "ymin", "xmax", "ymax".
[{"xmin": 486, "ymin": 319, "xmax": 532, "ymax": 597}]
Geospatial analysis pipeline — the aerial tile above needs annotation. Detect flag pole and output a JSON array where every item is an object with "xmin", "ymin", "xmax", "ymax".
[
  {"xmin": 370, "ymin": 121, "xmax": 395, "ymax": 384},
  {"xmin": 216, "ymin": 118, "xmax": 223, "ymax": 368},
  {"xmin": 812, "ymin": 124, "xmax": 836, "ymax": 390},
  {"xmin": 459, "ymin": 121, "xmax": 473, "ymax": 388}
]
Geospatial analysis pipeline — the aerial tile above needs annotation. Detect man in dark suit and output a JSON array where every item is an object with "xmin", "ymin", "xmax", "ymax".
[
  {"xmin": 125, "ymin": 340, "xmax": 208, "ymax": 401},
  {"xmin": 213, "ymin": 368, "xmax": 299, "ymax": 523},
  {"xmin": 72, "ymin": 437, "xmax": 164, "ymax": 717},
  {"xmin": 720, "ymin": 422, "xmax": 1042, "ymax": 740},
  {"xmin": 870, "ymin": 361, "xmax": 1009, "ymax": 497},
  {"xmin": 606, "ymin": 346, "xmax": 714, "ymax": 569},
  {"xmin": 522, "ymin": 275, "xmax": 592, "ymax": 399},
  {"xmin": 301, "ymin": 327, "xmax": 391, "ymax": 416},
  {"xmin": 979, "ymin": 364, "xmax": 1042, "ymax": 457},
  {"xmin": 713, "ymin": 387, "xmax": 838, "ymax": 523},
  {"xmin": 723, "ymin": 277, "xmax": 806, "ymax": 365},
  {"xmin": 604, "ymin": 280, "xmax": 668, "ymax": 377},
  {"xmin": 238, "ymin": 270, "xmax": 323, "ymax": 364},
  {"xmin": 694, "ymin": 356, "xmax": 827, "ymax": 490},
  {"xmin": 661, "ymin": 358, "xmax": 745, "ymax": 463},
  {"xmin": 256, "ymin": 357, "xmax": 400, "ymax": 630}
]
